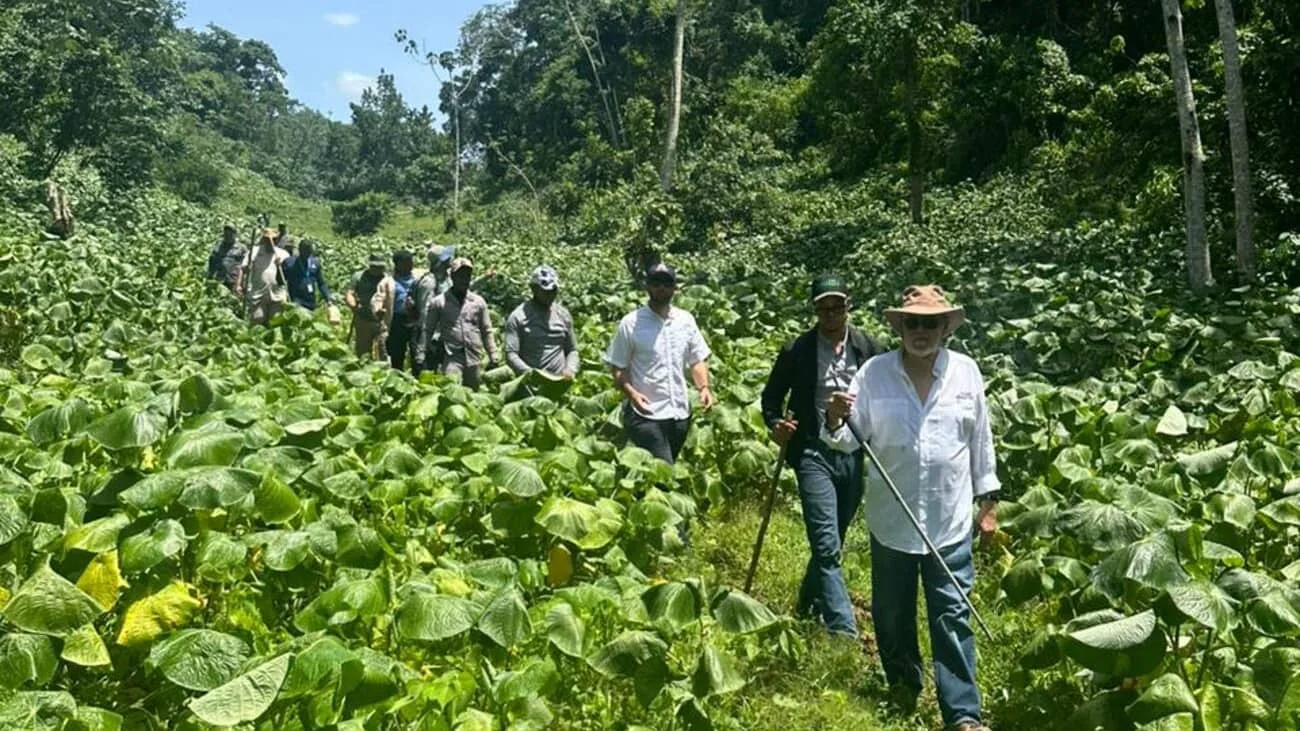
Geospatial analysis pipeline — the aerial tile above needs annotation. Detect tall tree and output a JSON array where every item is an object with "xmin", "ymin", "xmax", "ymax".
[
  {"xmin": 1214, "ymin": 0, "xmax": 1254, "ymax": 282},
  {"xmin": 660, "ymin": 0, "xmax": 687, "ymax": 192},
  {"xmin": 1161, "ymin": 0, "xmax": 1212, "ymax": 292}
]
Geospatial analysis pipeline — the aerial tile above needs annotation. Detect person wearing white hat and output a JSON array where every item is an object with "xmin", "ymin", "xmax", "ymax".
[{"xmin": 504, "ymin": 265, "xmax": 579, "ymax": 378}]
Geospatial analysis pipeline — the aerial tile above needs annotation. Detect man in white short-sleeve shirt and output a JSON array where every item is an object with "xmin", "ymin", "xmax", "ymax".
[
  {"xmin": 823, "ymin": 284, "xmax": 998, "ymax": 731},
  {"xmin": 605, "ymin": 262, "xmax": 714, "ymax": 464}
]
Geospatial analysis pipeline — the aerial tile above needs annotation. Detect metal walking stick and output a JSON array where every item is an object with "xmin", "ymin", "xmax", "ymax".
[
  {"xmin": 744, "ymin": 411, "xmax": 793, "ymax": 594},
  {"xmin": 842, "ymin": 417, "xmax": 995, "ymax": 641}
]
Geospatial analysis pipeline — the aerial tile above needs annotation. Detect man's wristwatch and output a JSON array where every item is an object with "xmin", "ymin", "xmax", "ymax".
[{"xmin": 979, "ymin": 491, "xmax": 1002, "ymax": 504}]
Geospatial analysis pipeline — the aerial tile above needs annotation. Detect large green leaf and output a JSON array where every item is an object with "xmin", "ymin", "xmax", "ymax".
[
  {"xmin": 1259, "ymin": 495, "xmax": 1300, "ymax": 527},
  {"xmin": 119, "ymin": 519, "xmax": 187, "ymax": 574},
  {"xmin": 3, "ymin": 565, "xmax": 104, "ymax": 637},
  {"xmin": 0, "ymin": 634, "xmax": 58, "ymax": 689},
  {"xmin": 26, "ymin": 399, "xmax": 92, "ymax": 446},
  {"xmin": 1252, "ymin": 646, "xmax": 1300, "ymax": 726},
  {"xmin": 1177, "ymin": 443, "xmax": 1237, "ymax": 481},
  {"xmin": 642, "ymin": 582, "xmax": 701, "ymax": 632},
  {"xmin": 84, "ymin": 406, "xmax": 168, "ymax": 450},
  {"xmin": 1126, "ymin": 673, "xmax": 1198, "ymax": 724},
  {"xmin": 293, "ymin": 578, "xmax": 387, "ymax": 633},
  {"xmin": 477, "ymin": 587, "xmax": 532, "ymax": 648},
  {"xmin": 149, "ymin": 629, "xmax": 250, "ymax": 691},
  {"xmin": 1059, "ymin": 500, "xmax": 1150, "ymax": 552},
  {"xmin": 1155, "ymin": 405, "xmax": 1188, "ymax": 437},
  {"xmin": 59, "ymin": 625, "xmax": 111, "ymax": 668},
  {"xmin": 545, "ymin": 602, "xmax": 586, "ymax": 658},
  {"xmin": 487, "ymin": 457, "xmax": 547, "ymax": 498},
  {"xmin": 187, "ymin": 653, "xmax": 292, "ymax": 727},
  {"xmin": 1063, "ymin": 610, "xmax": 1167, "ymax": 677},
  {"xmin": 119, "ymin": 467, "xmax": 259, "ymax": 512},
  {"xmin": 587, "ymin": 630, "xmax": 669, "ymax": 679},
  {"xmin": 279, "ymin": 636, "xmax": 362, "ymax": 701},
  {"xmin": 1092, "ymin": 532, "xmax": 1188, "ymax": 599},
  {"xmin": 395, "ymin": 594, "xmax": 479, "ymax": 642},
  {"xmin": 0, "ymin": 497, "xmax": 29, "ymax": 547},
  {"xmin": 1165, "ymin": 580, "xmax": 1236, "ymax": 634},
  {"xmin": 534, "ymin": 496, "xmax": 623, "ymax": 550},
  {"xmin": 711, "ymin": 589, "xmax": 778, "ymax": 634},
  {"xmin": 691, "ymin": 645, "xmax": 746, "ymax": 698},
  {"xmin": 0, "ymin": 690, "xmax": 77, "ymax": 729},
  {"xmin": 162, "ymin": 424, "xmax": 244, "ymax": 469}
]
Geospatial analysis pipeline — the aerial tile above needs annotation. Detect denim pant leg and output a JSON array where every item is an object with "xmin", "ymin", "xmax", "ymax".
[
  {"xmin": 870, "ymin": 535, "xmax": 924, "ymax": 692},
  {"xmin": 794, "ymin": 449, "xmax": 858, "ymax": 636},
  {"xmin": 922, "ymin": 538, "xmax": 982, "ymax": 728}
]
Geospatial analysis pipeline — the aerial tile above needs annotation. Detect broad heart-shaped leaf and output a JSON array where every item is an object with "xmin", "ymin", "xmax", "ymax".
[
  {"xmin": 487, "ymin": 457, "xmax": 547, "ymax": 498},
  {"xmin": 253, "ymin": 474, "xmax": 301, "ymax": 524},
  {"xmin": 149, "ymin": 629, "xmax": 250, "ymax": 691},
  {"xmin": 586, "ymin": 630, "xmax": 669, "ymax": 679},
  {"xmin": 395, "ymin": 594, "xmax": 479, "ymax": 642},
  {"xmin": 1052, "ymin": 445, "xmax": 1095, "ymax": 484},
  {"xmin": 162, "ymin": 424, "xmax": 244, "ymax": 469},
  {"xmin": 0, "ymin": 496, "xmax": 29, "ymax": 547},
  {"xmin": 1251, "ymin": 646, "xmax": 1300, "ymax": 723},
  {"xmin": 373, "ymin": 442, "xmax": 425, "ymax": 477},
  {"xmin": 116, "ymin": 582, "xmax": 201, "ymax": 647},
  {"xmin": 64, "ymin": 514, "xmax": 130, "ymax": 555},
  {"xmin": 279, "ymin": 635, "xmax": 362, "ymax": 700},
  {"xmin": 1165, "ymin": 580, "xmax": 1237, "ymax": 634},
  {"xmin": 1207, "ymin": 492, "xmax": 1256, "ymax": 530},
  {"xmin": 1063, "ymin": 610, "xmax": 1167, "ymax": 677},
  {"xmin": 0, "ymin": 690, "xmax": 77, "ymax": 729},
  {"xmin": 1001, "ymin": 556, "xmax": 1047, "ymax": 606},
  {"xmin": 76, "ymin": 551, "xmax": 128, "ymax": 611},
  {"xmin": 1259, "ymin": 495, "xmax": 1300, "ymax": 527},
  {"xmin": 118, "ymin": 467, "xmax": 259, "ymax": 512},
  {"xmin": 711, "ymin": 589, "xmax": 778, "ymax": 634},
  {"xmin": 1092, "ymin": 532, "xmax": 1188, "ymax": 599},
  {"xmin": 60, "ymin": 625, "xmax": 111, "ymax": 667},
  {"xmin": 84, "ymin": 406, "xmax": 169, "ymax": 450},
  {"xmin": 3, "ymin": 564, "xmax": 104, "ymax": 637},
  {"xmin": 1155, "ymin": 405, "xmax": 1189, "ymax": 437},
  {"xmin": 1246, "ymin": 589, "xmax": 1300, "ymax": 636},
  {"xmin": 1177, "ymin": 442, "xmax": 1237, "ymax": 481},
  {"xmin": 263, "ymin": 531, "xmax": 312, "ymax": 571},
  {"xmin": 120, "ymin": 519, "xmax": 188, "ymax": 574},
  {"xmin": 691, "ymin": 645, "xmax": 746, "ymax": 698},
  {"xmin": 534, "ymin": 496, "xmax": 624, "ymax": 550},
  {"xmin": 1126, "ymin": 673, "xmax": 1198, "ymax": 724},
  {"xmin": 1134, "ymin": 713, "xmax": 1193, "ymax": 731},
  {"xmin": 0, "ymin": 633, "xmax": 58, "ymax": 688},
  {"xmin": 293, "ymin": 578, "xmax": 387, "ymax": 633},
  {"xmin": 26, "ymin": 399, "xmax": 92, "ymax": 446},
  {"xmin": 545, "ymin": 602, "xmax": 586, "ymax": 658},
  {"xmin": 1102, "ymin": 438, "xmax": 1161, "ymax": 470},
  {"xmin": 178, "ymin": 373, "xmax": 216, "ymax": 414},
  {"xmin": 477, "ymin": 587, "xmax": 532, "ymax": 648},
  {"xmin": 187, "ymin": 653, "xmax": 292, "ymax": 727},
  {"xmin": 67, "ymin": 705, "xmax": 124, "ymax": 731},
  {"xmin": 1059, "ymin": 500, "xmax": 1151, "ymax": 552},
  {"xmin": 1020, "ymin": 626, "xmax": 1063, "ymax": 670},
  {"xmin": 642, "ymin": 582, "xmax": 701, "ymax": 632},
  {"xmin": 493, "ymin": 657, "xmax": 560, "ymax": 706}
]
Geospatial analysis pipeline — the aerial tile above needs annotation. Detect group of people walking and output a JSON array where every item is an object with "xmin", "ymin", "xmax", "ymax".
[{"xmin": 206, "ymin": 224, "xmax": 997, "ymax": 731}]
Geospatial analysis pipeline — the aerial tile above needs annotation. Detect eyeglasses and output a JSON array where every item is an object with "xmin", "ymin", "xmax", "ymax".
[{"xmin": 902, "ymin": 316, "xmax": 944, "ymax": 331}]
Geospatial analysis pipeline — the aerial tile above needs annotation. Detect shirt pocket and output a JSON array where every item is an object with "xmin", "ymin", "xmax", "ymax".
[{"xmin": 931, "ymin": 393, "xmax": 976, "ymax": 447}]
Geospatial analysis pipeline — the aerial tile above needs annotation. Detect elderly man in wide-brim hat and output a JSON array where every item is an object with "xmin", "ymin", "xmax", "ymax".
[{"xmin": 823, "ymin": 284, "xmax": 1000, "ymax": 731}]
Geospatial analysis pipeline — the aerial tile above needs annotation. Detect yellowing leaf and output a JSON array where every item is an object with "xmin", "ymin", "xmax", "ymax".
[
  {"xmin": 62, "ymin": 624, "xmax": 112, "ymax": 667},
  {"xmin": 0, "ymin": 586, "xmax": 10, "ymax": 610},
  {"xmin": 116, "ymin": 582, "xmax": 201, "ymax": 647},
  {"xmin": 548, "ymin": 544, "xmax": 574, "ymax": 587},
  {"xmin": 77, "ymin": 551, "xmax": 129, "ymax": 611}
]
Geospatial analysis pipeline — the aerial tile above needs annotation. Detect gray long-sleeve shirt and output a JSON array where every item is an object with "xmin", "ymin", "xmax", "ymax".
[
  {"xmin": 504, "ymin": 300, "xmax": 579, "ymax": 376},
  {"xmin": 416, "ymin": 288, "xmax": 498, "ymax": 366}
]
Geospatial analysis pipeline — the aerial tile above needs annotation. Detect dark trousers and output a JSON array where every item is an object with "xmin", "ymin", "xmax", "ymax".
[
  {"xmin": 794, "ymin": 445, "xmax": 864, "ymax": 636},
  {"xmin": 623, "ymin": 404, "xmax": 690, "ymax": 464},
  {"xmin": 871, "ymin": 535, "xmax": 982, "ymax": 728},
  {"xmin": 386, "ymin": 321, "xmax": 417, "ymax": 371}
]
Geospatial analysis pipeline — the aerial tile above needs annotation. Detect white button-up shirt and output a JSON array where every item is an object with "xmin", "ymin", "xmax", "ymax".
[
  {"xmin": 822, "ymin": 348, "xmax": 1000, "ymax": 554},
  {"xmin": 605, "ymin": 305, "xmax": 711, "ymax": 421}
]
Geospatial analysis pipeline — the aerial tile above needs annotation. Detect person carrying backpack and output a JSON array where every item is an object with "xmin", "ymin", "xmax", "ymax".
[{"xmin": 370, "ymin": 250, "xmax": 425, "ymax": 371}]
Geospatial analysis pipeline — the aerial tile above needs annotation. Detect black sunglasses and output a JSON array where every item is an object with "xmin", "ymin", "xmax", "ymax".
[{"xmin": 902, "ymin": 316, "xmax": 944, "ymax": 331}]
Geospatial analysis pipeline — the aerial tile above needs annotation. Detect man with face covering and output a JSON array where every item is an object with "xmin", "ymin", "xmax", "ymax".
[
  {"xmin": 504, "ymin": 265, "xmax": 579, "ymax": 378},
  {"xmin": 415, "ymin": 257, "xmax": 498, "ymax": 389}
]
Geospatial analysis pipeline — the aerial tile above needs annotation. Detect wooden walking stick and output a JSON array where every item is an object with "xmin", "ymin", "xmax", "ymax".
[{"xmin": 744, "ymin": 411, "xmax": 793, "ymax": 594}]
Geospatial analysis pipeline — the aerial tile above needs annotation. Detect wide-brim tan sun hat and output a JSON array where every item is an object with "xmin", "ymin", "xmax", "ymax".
[{"xmin": 884, "ymin": 284, "xmax": 966, "ymax": 331}]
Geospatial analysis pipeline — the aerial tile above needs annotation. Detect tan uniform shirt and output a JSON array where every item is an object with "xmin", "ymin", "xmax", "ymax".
[{"xmin": 417, "ymin": 288, "xmax": 498, "ymax": 366}]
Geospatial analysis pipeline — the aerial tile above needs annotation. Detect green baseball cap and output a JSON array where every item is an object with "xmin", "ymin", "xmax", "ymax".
[{"xmin": 811, "ymin": 273, "xmax": 849, "ymax": 302}]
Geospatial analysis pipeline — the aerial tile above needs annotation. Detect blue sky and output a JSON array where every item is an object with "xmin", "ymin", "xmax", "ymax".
[{"xmin": 178, "ymin": 0, "xmax": 493, "ymax": 121}]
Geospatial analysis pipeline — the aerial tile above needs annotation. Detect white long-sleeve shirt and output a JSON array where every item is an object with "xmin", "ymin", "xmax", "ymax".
[{"xmin": 822, "ymin": 348, "xmax": 1000, "ymax": 555}]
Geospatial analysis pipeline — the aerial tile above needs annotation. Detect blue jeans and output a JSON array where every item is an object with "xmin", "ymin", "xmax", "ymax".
[
  {"xmin": 871, "ymin": 534, "xmax": 982, "ymax": 729},
  {"xmin": 794, "ymin": 446, "xmax": 864, "ymax": 636}
]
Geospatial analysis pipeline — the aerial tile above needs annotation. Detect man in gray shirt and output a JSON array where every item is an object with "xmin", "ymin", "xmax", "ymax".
[{"xmin": 504, "ymin": 266, "xmax": 580, "ymax": 378}]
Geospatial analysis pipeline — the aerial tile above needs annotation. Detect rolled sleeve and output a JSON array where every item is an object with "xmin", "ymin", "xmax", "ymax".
[
  {"xmin": 970, "ymin": 379, "xmax": 1001, "ymax": 497},
  {"xmin": 820, "ymin": 366, "xmax": 869, "ymax": 453}
]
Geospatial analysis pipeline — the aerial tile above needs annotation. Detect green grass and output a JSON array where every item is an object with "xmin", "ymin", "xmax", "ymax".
[{"xmin": 677, "ymin": 492, "xmax": 1074, "ymax": 731}]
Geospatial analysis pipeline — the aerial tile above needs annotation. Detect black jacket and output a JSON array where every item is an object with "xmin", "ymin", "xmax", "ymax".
[{"xmin": 761, "ymin": 327, "xmax": 883, "ymax": 468}]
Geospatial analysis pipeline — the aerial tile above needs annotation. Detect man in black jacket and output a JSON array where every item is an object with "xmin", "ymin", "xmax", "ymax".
[{"xmin": 761, "ymin": 273, "xmax": 882, "ymax": 638}]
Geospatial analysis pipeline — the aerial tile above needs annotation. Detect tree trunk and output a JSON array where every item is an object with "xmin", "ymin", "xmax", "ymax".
[
  {"xmin": 452, "ymin": 95, "xmax": 462, "ymax": 221},
  {"xmin": 904, "ymin": 36, "xmax": 924, "ymax": 224},
  {"xmin": 659, "ymin": 0, "xmax": 686, "ymax": 193},
  {"xmin": 564, "ymin": 0, "xmax": 623, "ymax": 149},
  {"xmin": 1214, "ymin": 0, "xmax": 1255, "ymax": 282},
  {"xmin": 1161, "ymin": 0, "xmax": 1212, "ymax": 293}
]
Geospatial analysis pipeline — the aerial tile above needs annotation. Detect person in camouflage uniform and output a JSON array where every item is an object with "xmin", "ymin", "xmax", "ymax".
[
  {"xmin": 345, "ymin": 253, "xmax": 387, "ymax": 359},
  {"xmin": 206, "ymin": 224, "xmax": 247, "ymax": 292}
]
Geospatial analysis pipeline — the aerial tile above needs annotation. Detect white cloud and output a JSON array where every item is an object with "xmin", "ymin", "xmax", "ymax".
[
  {"xmin": 324, "ymin": 12, "xmax": 359, "ymax": 27},
  {"xmin": 335, "ymin": 71, "xmax": 373, "ymax": 99}
]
